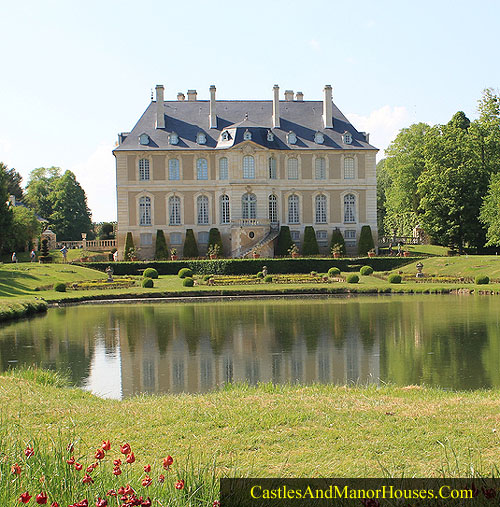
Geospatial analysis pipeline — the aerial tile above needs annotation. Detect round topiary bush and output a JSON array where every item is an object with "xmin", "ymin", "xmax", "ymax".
[
  {"xmin": 475, "ymin": 275, "xmax": 490, "ymax": 285},
  {"xmin": 263, "ymin": 275, "xmax": 273, "ymax": 283},
  {"xmin": 360, "ymin": 265, "xmax": 374, "ymax": 276},
  {"xmin": 178, "ymin": 268, "xmax": 193, "ymax": 279},
  {"xmin": 256, "ymin": 271, "xmax": 264, "ymax": 279},
  {"xmin": 183, "ymin": 277, "xmax": 194, "ymax": 287},
  {"xmin": 142, "ymin": 278, "xmax": 154, "ymax": 288},
  {"xmin": 143, "ymin": 268, "xmax": 158, "ymax": 279},
  {"xmin": 203, "ymin": 274, "xmax": 212, "ymax": 281},
  {"xmin": 54, "ymin": 282, "xmax": 66, "ymax": 292},
  {"xmin": 328, "ymin": 267, "xmax": 341, "ymax": 277},
  {"xmin": 346, "ymin": 274, "xmax": 359, "ymax": 284},
  {"xmin": 388, "ymin": 274, "xmax": 402, "ymax": 284}
]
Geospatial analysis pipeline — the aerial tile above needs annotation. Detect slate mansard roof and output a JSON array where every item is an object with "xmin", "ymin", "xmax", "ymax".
[{"xmin": 114, "ymin": 99, "xmax": 378, "ymax": 152}]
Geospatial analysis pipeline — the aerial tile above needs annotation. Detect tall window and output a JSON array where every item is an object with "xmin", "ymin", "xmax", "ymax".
[
  {"xmin": 219, "ymin": 157, "xmax": 228, "ymax": 180},
  {"xmin": 269, "ymin": 157, "xmax": 277, "ymax": 179},
  {"xmin": 344, "ymin": 194, "xmax": 356, "ymax": 223},
  {"xmin": 315, "ymin": 157, "xmax": 326, "ymax": 180},
  {"xmin": 139, "ymin": 196, "xmax": 151, "ymax": 226},
  {"xmin": 169, "ymin": 159, "xmax": 180, "ymax": 180},
  {"xmin": 243, "ymin": 156, "xmax": 255, "ymax": 179},
  {"xmin": 242, "ymin": 193, "xmax": 256, "ymax": 219},
  {"xmin": 169, "ymin": 196, "xmax": 181, "ymax": 225},
  {"xmin": 288, "ymin": 194, "xmax": 299, "ymax": 224},
  {"xmin": 315, "ymin": 194, "xmax": 327, "ymax": 223},
  {"xmin": 268, "ymin": 194, "xmax": 278, "ymax": 223},
  {"xmin": 197, "ymin": 195, "xmax": 209, "ymax": 224},
  {"xmin": 220, "ymin": 195, "xmax": 230, "ymax": 224},
  {"xmin": 197, "ymin": 158, "xmax": 208, "ymax": 180},
  {"xmin": 344, "ymin": 157, "xmax": 355, "ymax": 179},
  {"xmin": 139, "ymin": 159, "xmax": 150, "ymax": 181},
  {"xmin": 287, "ymin": 158, "xmax": 298, "ymax": 179}
]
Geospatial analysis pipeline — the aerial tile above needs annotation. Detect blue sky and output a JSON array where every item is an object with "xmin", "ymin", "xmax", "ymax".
[{"xmin": 1, "ymin": 0, "xmax": 499, "ymax": 221}]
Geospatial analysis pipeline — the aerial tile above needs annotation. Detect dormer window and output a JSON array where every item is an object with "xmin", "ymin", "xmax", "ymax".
[
  {"xmin": 267, "ymin": 130, "xmax": 274, "ymax": 142},
  {"xmin": 314, "ymin": 132, "xmax": 324, "ymax": 144},
  {"xmin": 197, "ymin": 132, "xmax": 207, "ymax": 145},
  {"xmin": 343, "ymin": 132, "xmax": 352, "ymax": 145},
  {"xmin": 287, "ymin": 131, "xmax": 297, "ymax": 145},
  {"xmin": 169, "ymin": 132, "xmax": 179, "ymax": 145},
  {"xmin": 221, "ymin": 131, "xmax": 230, "ymax": 141},
  {"xmin": 243, "ymin": 129, "xmax": 252, "ymax": 141},
  {"xmin": 139, "ymin": 133, "xmax": 150, "ymax": 145}
]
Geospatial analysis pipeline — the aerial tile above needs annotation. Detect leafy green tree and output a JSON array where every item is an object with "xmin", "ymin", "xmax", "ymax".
[
  {"xmin": 49, "ymin": 170, "xmax": 92, "ymax": 240},
  {"xmin": 0, "ymin": 163, "xmax": 24, "ymax": 200},
  {"xmin": 0, "ymin": 165, "xmax": 13, "ymax": 253},
  {"xmin": 98, "ymin": 222, "xmax": 115, "ymax": 239},
  {"xmin": 25, "ymin": 167, "xmax": 61, "ymax": 219},
  {"xmin": 302, "ymin": 226, "xmax": 319, "ymax": 255},
  {"xmin": 376, "ymin": 159, "xmax": 391, "ymax": 235},
  {"xmin": 11, "ymin": 206, "xmax": 41, "ymax": 251},
  {"xmin": 480, "ymin": 173, "xmax": 500, "ymax": 246},
  {"xmin": 155, "ymin": 230, "xmax": 168, "ymax": 260},
  {"xmin": 275, "ymin": 226, "xmax": 294, "ymax": 256},
  {"xmin": 183, "ymin": 229, "xmax": 199, "ymax": 258}
]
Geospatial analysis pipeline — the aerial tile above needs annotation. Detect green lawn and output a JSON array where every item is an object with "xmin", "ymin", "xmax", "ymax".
[{"xmin": 398, "ymin": 255, "xmax": 500, "ymax": 278}]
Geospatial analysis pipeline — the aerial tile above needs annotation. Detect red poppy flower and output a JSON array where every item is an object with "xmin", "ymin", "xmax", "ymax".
[
  {"xmin": 96, "ymin": 499, "xmax": 108, "ymax": 507},
  {"xmin": 175, "ymin": 479, "xmax": 185, "ymax": 490},
  {"xmin": 76, "ymin": 501, "xmax": 88, "ymax": 507},
  {"xmin": 66, "ymin": 457, "xmax": 75, "ymax": 465},
  {"xmin": 117, "ymin": 487, "xmax": 125, "ymax": 495},
  {"xmin": 51, "ymin": 503, "xmax": 59, "ymax": 507},
  {"xmin": 141, "ymin": 499, "xmax": 152, "ymax": 507},
  {"xmin": 67, "ymin": 442, "xmax": 74, "ymax": 453},
  {"xmin": 144, "ymin": 464, "xmax": 151, "ymax": 473},
  {"xmin": 24, "ymin": 447, "xmax": 34, "ymax": 458},
  {"xmin": 11, "ymin": 463, "xmax": 22, "ymax": 475},
  {"xmin": 124, "ymin": 485, "xmax": 134, "ymax": 495},
  {"xmin": 213, "ymin": 502, "xmax": 221, "ymax": 507},
  {"xmin": 86, "ymin": 465, "xmax": 94, "ymax": 474},
  {"xmin": 162, "ymin": 455, "xmax": 173, "ymax": 469},
  {"xmin": 158, "ymin": 474, "xmax": 165, "ymax": 483},
  {"xmin": 35, "ymin": 492, "xmax": 48, "ymax": 504},
  {"xmin": 113, "ymin": 459, "xmax": 121, "ymax": 467},
  {"xmin": 19, "ymin": 492, "xmax": 32, "ymax": 503},
  {"xmin": 126, "ymin": 452, "xmax": 135, "ymax": 464},
  {"xmin": 74, "ymin": 463, "xmax": 83, "ymax": 471},
  {"xmin": 120, "ymin": 443, "xmax": 131, "ymax": 455},
  {"xmin": 102, "ymin": 440, "xmax": 111, "ymax": 451},
  {"xmin": 106, "ymin": 490, "xmax": 116, "ymax": 497},
  {"xmin": 112, "ymin": 466, "xmax": 122, "ymax": 476},
  {"xmin": 82, "ymin": 473, "xmax": 94, "ymax": 484},
  {"xmin": 94, "ymin": 448, "xmax": 105, "ymax": 460},
  {"xmin": 141, "ymin": 475, "xmax": 152, "ymax": 487}
]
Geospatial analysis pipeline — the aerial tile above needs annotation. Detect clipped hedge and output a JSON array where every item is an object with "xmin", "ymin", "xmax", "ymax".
[
  {"xmin": 182, "ymin": 277, "xmax": 194, "ymax": 287},
  {"xmin": 143, "ymin": 268, "xmax": 158, "ymax": 279},
  {"xmin": 142, "ymin": 278, "xmax": 154, "ymax": 288},
  {"xmin": 475, "ymin": 275, "xmax": 490, "ymax": 285},
  {"xmin": 302, "ymin": 226, "xmax": 319, "ymax": 256},
  {"xmin": 346, "ymin": 274, "xmax": 359, "ymax": 284},
  {"xmin": 388, "ymin": 274, "xmax": 402, "ymax": 284},
  {"xmin": 54, "ymin": 282, "xmax": 66, "ymax": 292},
  {"xmin": 263, "ymin": 275, "xmax": 273, "ymax": 283},
  {"xmin": 178, "ymin": 268, "xmax": 193, "ymax": 278},
  {"xmin": 82, "ymin": 257, "xmax": 419, "ymax": 276},
  {"xmin": 328, "ymin": 267, "xmax": 341, "ymax": 277},
  {"xmin": 360, "ymin": 265, "xmax": 374, "ymax": 276}
]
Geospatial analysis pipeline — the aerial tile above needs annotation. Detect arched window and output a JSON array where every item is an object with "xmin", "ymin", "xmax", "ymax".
[
  {"xmin": 287, "ymin": 158, "xmax": 299, "ymax": 179},
  {"xmin": 288, "ymin": 194, "xmax": 299, "ymax": 224},
  {"xmin": 269, "ymin": 194, "xmax": 278, "ymax": 223},
  {"xmin": 197, "ymin": 195, "xmax": 209, "ymax": 224},
  {"xmin": 315, "ymin": 194, "xmax": 327, "ymax": 223},
  {"xmin": 169, "ymin": 159, "xmax": 180, "ymax": 180},
  {"xmin": 344, "ymin": 157, "xmax": 355, "ymax": 179},
  {"xmin": 243, "ymin": 156, "xmax": 255, "ymax": 179},
  {"xmin": 219, "ymin": 157, "xmax": 228, "ymax": 180},
  {"xmin": 315, "ymin": 157, "xmax": 326, "ymax": 180},
  {"xmin": 139, "ymin": 196, "xmax": 151, "ymax": 226},
  {"xmin": 139, "ymin": 159, "xmax": 150, "ymax": 181},
  {"xmin": 269, "ymin": 157, "xmax": 277, "ymax": 179},
  {"xmin": 220, "ymin": 195, "xmax": 230, "ymax": 224},
  {"xmin": 242, "ymin": 193, "xmax": 256, "ymax": 219},
  {"xmin": 197, "ymin": 158, "xmax": 208, "ymax": 180},
  {"xmin": 169, "ymin": 196, "xmax": 181, "ymax": 225},
  {"xmin": 344, "ymin": 194, "xmax": 356, "ymax": 223}
]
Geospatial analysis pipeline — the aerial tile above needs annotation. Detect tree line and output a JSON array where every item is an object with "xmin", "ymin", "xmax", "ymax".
[{"xmin": 378, "ymin": 88, "xmax": 500, "ymax": 252}]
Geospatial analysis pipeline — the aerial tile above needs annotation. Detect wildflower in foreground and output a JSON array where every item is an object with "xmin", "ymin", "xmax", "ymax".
[
  {"xmin": 158, "ymin": 474, "xmax": 165, "ymax": 483},
  {"xmin": 51, "ymin": 502, "xmax": 59, "ymax": 507},
  {"xmin": 213, "ymin": 501, "xmax": 221, "ymax": 507},
  {"xmin": 141, "ymin": 499, "xmax": 152, "ymax": 507},
  {"xmin": 94, "ymin": 448, "xmax": 105, "ymax": 460},
  {"xmin": 35, "ymin": 491, "xmax": 48, "ymax": 504},
  {"xmin": 102, "ymin": 440, "xmax": 111, "ymax": 450},
  {"xmin": 144, "ymin": 464, "xmax": 151, "ymax": 473},
  {"xmin": 75, "ymin": 462, "xmax": 83, "ymax": 471},
  {"xmin": 175, "ymin": 479, "xmax": 185, "ymax": 490},
  {"xmin": 112, "ymin": 466, "xmax": 122, "ymax": 476},
  {"xmin": 82, "ymin": 473, "xmax": 94, "ymax": 484},
  {"xmin": 67, "ymin": 456, "xmax": 75, "ymax": 465},
  {"xmin": 24, "ymin": 447, "xmax": 34, "ymax": 458},
  {"xmin": 120, "ymin": 443, "xmax": 131, "ymax": 455},
  {"xmin": 19, "ymin": 491, "xmax": 32, "ymax": 503},
  {"xmin": 126, "ymin": 452, "xmax": 135, "ymax": 464},
  {"xmin": 11, "ymin": 463, "xmax": 22, "ymax": 475},
  {"xmin": 163, "ymin": 455, "xmax": 173, "ymax": 469},
  {"xmin": 141, "ymin": 475, "xmax": 152, "ymax": 487},
  {"xmin": 113, "ymin": 458, "xmax": 121, "ymax": 467},
  {"xmin": 96, "ymin": 499, "xmax": 108, "ymax": 507}
]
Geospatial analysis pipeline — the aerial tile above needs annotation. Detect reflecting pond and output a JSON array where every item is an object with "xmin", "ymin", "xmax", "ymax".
[{"xmin": 1, "ymin": 295, "xmax": 500, "ymax": 398}]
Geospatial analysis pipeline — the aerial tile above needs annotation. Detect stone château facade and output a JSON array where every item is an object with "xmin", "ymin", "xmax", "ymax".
[{"xmin": 113, "ymin": 84, "xmax": 378, "ymax": 259}]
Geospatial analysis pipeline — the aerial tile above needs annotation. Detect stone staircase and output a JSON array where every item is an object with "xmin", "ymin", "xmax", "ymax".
[{"xmin": 237, "ymin": 227, "xmax": 280, "ymax": 258}]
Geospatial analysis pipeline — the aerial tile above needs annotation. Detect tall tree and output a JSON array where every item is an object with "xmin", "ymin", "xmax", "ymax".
[
  {"xmin": 0, "ymin": 163, "xmax": 24, "ymax": 200},
  {"xmin": 11, "ymin": 206, "xmax": 41, "ymax": 252},
  {"xmin": 49, "ymin": 170, "xmax": 92, "ymax": 240},
  {"xmin": 0, "ymin": 164, "xmax": 14, "ymax": 253},
  {"xmin": 376, "ymin": 159, "xmax": 391, "ymax": 235},
  {"xmin": 25, "ymin": 167, "xmax": 61, "ymax": 219}
]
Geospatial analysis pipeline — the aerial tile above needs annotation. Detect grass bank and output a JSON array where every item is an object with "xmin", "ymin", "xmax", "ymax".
[{"xmin": 0, "ymin": 298, "xmax": 47, "ymax": 322}]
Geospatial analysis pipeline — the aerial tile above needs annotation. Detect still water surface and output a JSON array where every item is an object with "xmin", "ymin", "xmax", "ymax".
[{"xmin": 1, "ymin": 295, "xmax": 499, "ymax": 398}]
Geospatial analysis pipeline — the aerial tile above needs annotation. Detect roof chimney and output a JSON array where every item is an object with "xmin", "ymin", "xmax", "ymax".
[
  {"xmin": 272, "ymin": 84, "xmax": 280, "ymax": 129},
  {"xmin": 323, "ymin": 85, "xmax": 333, "ymax": 129},
  {"xmin": 155, "ymin": 85, "xmax": 165, "ymax": 129},
  {"xmin": 295, "ymin": 91, "xmax": 303, "ymax": 101},
  {"xmin": 177, "ymin": 92, "xmax": 185, "ymax": 101},
  {"xmin": 284, "ymin": 90, "xmax": 294, "ymax": 102},
  {"xmin": 187, "ymin": 89, "xmax": 197, "ymax": 101},
  {"xmin": 209, "ymin": 85, "xmax": 217, "ymax": 129}
]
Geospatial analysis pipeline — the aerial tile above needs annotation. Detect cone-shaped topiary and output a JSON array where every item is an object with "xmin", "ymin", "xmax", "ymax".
[
  {"xmin": 358, "ymin": 225, "xmax": 375, "ymax": 256},
  {"xmin": 208, "ymin": 228, "xmax": 224, "ymax": 257},
  {"xmin": 183, "ymin": 229, "xmax": 199, "ymax": 258},
  {"xmin": 275, "ymin": 226, "xmax": 294, "ymax": 256},
  {"xmin": 302, "ymin": 226, "xmax": 319, "ymax": 255},
  {"xmin": 124, "ymin": 232, "xmax": 135, "ymax": 261},
  {"xmin": 155, "ymin": 230, "xmax": 168, "ymax": 260},
  {"xmin": 330, "ymin": 228, "xmax": 346, "ymax": 255}
]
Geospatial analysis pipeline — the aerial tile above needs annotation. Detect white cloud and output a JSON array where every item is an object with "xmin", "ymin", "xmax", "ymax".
[
  {"xmin": 70, "ymin": 143, "xmax": 116, "ymax": 223},
  {"xmin": 347, "ymin": 105, "xmax": 411, "ymax": 160},
  {"xmin": 308, "ymin": 39, "xmax": 321, "ymax": 51}
]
